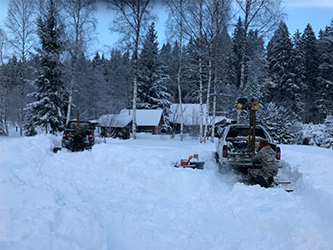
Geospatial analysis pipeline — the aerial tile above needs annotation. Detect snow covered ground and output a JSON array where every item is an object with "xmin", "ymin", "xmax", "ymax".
[{"xmin": 1, "ymin": 129, "xmax": 333, "ymax": 250}]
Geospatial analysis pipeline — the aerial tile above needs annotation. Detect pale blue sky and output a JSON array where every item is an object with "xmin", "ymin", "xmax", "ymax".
[{"xmin": 0, "ymin": 0, "xmax": 332, "ymax": 57}]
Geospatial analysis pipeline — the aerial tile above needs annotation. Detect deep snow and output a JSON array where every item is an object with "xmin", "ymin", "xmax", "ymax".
[{"xmin": 1, "ymin": 129, "xmax": 333, "ymax": 250}]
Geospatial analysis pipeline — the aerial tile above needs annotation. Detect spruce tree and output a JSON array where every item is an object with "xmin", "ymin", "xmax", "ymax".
[
  {"xmin": 291, "ymin": 30, "xmax": 305, "ymax": 120},
  {"xmin": 318, "ymin": 20, "xmax": 333, "ymax": 119},
  {"xmin": 121, "ymin": 51, "xmax": 132, "ymax": 110},
  {"xmin": 244, "ymin": 30, "xmax": 268, "ymax": 101},
  {"xmin": 107, "ymin": 49, "xmax": 130, "ymax": 113},
  {"xmin": 266, "ymin": 21, "xmax": 294, "ymax": 107},
  {"xmin": 300, "ymin": 24, "xmax": 320, "ymax": 123},
  {"xmin": 257, "ymin": 102, "xmax": 295, "ymax": 144},
  {"xmin": 182, "ymin": 38, "xmax": 200, "ymax": 103},
  {"xmin": 182, "ymin": 36, "xmax": 209, "ymax": 104},
  {"xmin": 231, "ymin": 17, "xmax": 246, "ymax": 89},
  {"xmin": 25, "ymin": 0, "xmax": 67, "ymax": 134},
  {"xmin": 160, "ymin": 42, "xmax": 175, "ymax": 102},
  {"xmin": 137, "ymin": 22, "xmax": 171, "ymax": 111},
  {"xmin": 323, "ymin": 115, "xmax": 333, "ymax": 149},
  {"xmin": 89, "ymin": 51, "xmax": 109, "ymax": 118}
]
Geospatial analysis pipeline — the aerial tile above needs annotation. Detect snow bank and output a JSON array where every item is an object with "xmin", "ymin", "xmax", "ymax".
[
  {"xmin": 1, "ymin": 134, "xmax": 333, "ymax": 249},
  {"xmin": 281, "ymin": 145, "xmax": 333, "ymax": 222}
]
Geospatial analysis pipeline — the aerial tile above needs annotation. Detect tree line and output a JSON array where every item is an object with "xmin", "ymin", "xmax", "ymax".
[{"xmin": 0, "ymin": 0, "xmax": 332, "ymax": 148}]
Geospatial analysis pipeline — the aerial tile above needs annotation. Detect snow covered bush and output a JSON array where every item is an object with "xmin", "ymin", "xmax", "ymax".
[
  {"xmin": 323, "ymin": 115, "xmax": 333, "ymax": 149},
  {"xmin": 295, "ymin": 115, "xmax": 333, "ymax": 149}
]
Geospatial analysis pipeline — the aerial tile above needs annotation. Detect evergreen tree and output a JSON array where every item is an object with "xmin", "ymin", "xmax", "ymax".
[
  {"xmin": 230, "ymin": 17, "xmax": 245, "ymax": 89},
  {"xmin": 107, "ymin": 49, "xmax": 130, "ymax": 113},
  {"xmin": 318, "ymin": 20, "xmax": 333, "ymax": 118},
  {"xmin": 137, "ymin": 22, "xmax": 171, "ymax": 111},
  {"xmin": 88, "ymin": 51, "xmax": 109, "ymax": 118},
  {"xmin": 1, "ymin": 55, "xmax": 22, "ymax": 135},
  {"xmin": 257, "ymin": 102, "xmax": 295, "ymax": 144},
  {"xmin": 25, "ymin": 0, "xmax": 67, "ymax": 134},
  {"xmin": 160, "ymin": 42, "xmax": 175, "ymax": 102},
  {"xmin": 266, "ymin": 21, "xmax": 294, "ymax": 107},
  {"xmin": 244, "ymin": 29, "xmax": 268, "ymax": 101},
  {"xmin": 216, "ymin": 28, "xmax": 237, "ymax": 117},
  {"xmin": 121, "ymin": 50, "xmax": 132, "ymax": 110},
  {"xmin": 182, "ymin": 38, "xmax": 200, "ymax": 103},
  {"xmin": 300, "ymin": 24, "xmax": 320, "ymax": 123},
  {"xmin": 182, "ymin": 36, "xmax": 209, "ymax": 104},
  {"xmin": 74, "ymin": 51, "xmax": 99, "ymax": 120},
  {"xmin": 290, "ymin": 30, "xmax": 305, "ymax": 120}
]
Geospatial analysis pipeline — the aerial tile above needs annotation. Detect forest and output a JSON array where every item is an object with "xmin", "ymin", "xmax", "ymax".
[{"xmin": 0, "ymin": 0, "xmax": 332, "ymax": 148}]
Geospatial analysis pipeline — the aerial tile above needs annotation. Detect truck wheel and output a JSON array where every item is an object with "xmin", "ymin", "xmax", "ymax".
[
  {"xmin": 214, "ymin": 152, "xmax": 219, "ymax": 163},
  {"xmin": 218, "ymin": 163, "xmax": 229, "ymax": 174}
]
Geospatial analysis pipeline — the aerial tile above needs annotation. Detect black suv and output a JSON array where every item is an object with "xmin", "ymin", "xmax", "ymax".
[{"xmin": 62, "ymin": 120, "xmax": 95, "ymax": 151}]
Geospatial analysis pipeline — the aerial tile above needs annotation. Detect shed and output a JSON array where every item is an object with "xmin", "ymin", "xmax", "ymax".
[
  {"xmin": 120, "ymin": 109, "xmax": 164, "ymax": 134},
  {"xmin": 97, "ymin": 113, "xmax": 132, "ymax": 139}
]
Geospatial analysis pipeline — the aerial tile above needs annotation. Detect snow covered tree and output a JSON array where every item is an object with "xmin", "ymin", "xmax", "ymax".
[
  {"xmin": 290, "ymin": 30, "xmax": 305, "ymax": 120},
  {"xmin": 85, "ymin": 51, "xmax": 110, "ymax": 118},
  {"xmin": 257, "ymin": 102, "xmax": 295, "ymax": 144},
  {"xmin": 244, "ymin": 29, "xmax": 268, "ymax": 101},
  {"xmin": 26, "ymin": 0, "xmax": 67, "ymax": 134},
  {"xmin": 234, "ymin": 0, "xmax": 284, "ymax": 92},
  {"xmin": 300, "ymin": 24, "xmax": 320, "ymax": 124},
  {"xmin": 0, "ymin": 55, "xmax": 21, "ymax": 136},
  {"xmin": 160, "ymin": 42, "xmax": 176, "ymax": 102},
  {"xmin": 103, "ymin": 49, "xmax": 131, "ymax": 114},
  {"xmin": 323, "ymin": 115, "xmax": 333, "ymax": 149},
  {"xmin": 182, "ymin": 37, "xmax": 201, "ymax": 103},
  {"xmin": 266, "ymin": 21, "xmax": 294, "ymax": 107},
  {"xmin": 137, "ymin": 22, "xmax": 171, "ymax": 111},
  {"xmin": 318, "ymin": 20, "xmax": 333, "ymax": 120},
  {"xmin": 230, "ymin": 17, "xmax": 246, "ymax": 89}
]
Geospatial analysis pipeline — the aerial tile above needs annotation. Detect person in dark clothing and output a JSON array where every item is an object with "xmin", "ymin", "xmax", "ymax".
[{"xmin": 248, "ymin": 139, "xmax": 279, "ymax": 188}]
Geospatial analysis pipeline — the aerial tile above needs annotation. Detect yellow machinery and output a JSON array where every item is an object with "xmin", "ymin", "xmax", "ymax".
[{"xmin": 237, "ymin": 98, "xmax": 260, "ymax": 153}]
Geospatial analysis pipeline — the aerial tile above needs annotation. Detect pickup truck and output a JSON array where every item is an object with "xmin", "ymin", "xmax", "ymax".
[
  {"xmin": 215, "ymin": 124, "xmax": 281, "ymax": 171},
  {"xmin": 61, "ymin": 120, "xmax": 95, "ymax": 151}
]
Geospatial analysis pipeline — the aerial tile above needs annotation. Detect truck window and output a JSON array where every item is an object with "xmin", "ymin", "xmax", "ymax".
[{"xmin": 227, "ymin": 127, "xmax": 266, "ymax": 138}]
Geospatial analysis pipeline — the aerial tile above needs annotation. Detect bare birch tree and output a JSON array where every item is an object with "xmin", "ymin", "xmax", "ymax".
[
  {"xmin": 210, "ymin": 1, "xmax": 231, "ymax": 142},
  {"xmin": 105, "ymin": 0, "xmax": 155, "ymax": 139},
  {"xmin": 5, "ymin": 0, "xmax": 37, "ymax": 135},
  {"xmin": 165, "ymin": 0, "xmax": 187, "ymax": 141},
  {"xmin": 61, "ymin": 0, "xmax": 97, "ymax": 125},
  {"xmin": 198, "ymin": 0, "xmax": 204, "ymax": 143},
  {"xmin": 166, "ymin": 0, "xmax": 209, "ymax": 143},
  {"xmin": 0, "ymin": 29, "xmax": 8, "ymax": 135},
  {"xmin": 201, "ymin": 0, "xmax": 231, "ymax": 143}
]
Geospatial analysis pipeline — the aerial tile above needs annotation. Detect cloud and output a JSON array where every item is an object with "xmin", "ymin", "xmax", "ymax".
[{"xmin": 286, "ymin": 0, "xmax": 333, "ymax": 8}]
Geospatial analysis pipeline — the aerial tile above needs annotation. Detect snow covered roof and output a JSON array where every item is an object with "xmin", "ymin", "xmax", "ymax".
[
  {"xmin": 97, "ymin": 113, "xmax": 132, "ymax": 128},
  {"xmin": 120, "ymin": 109, "xmax": 163, "ymax": 126}
]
